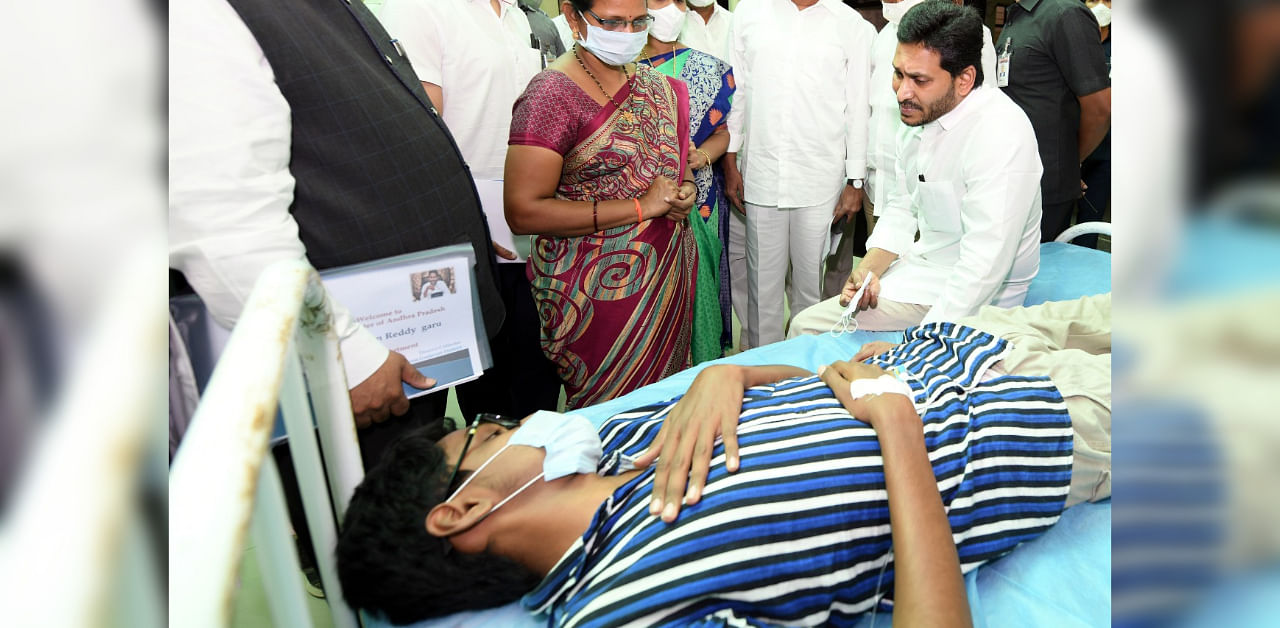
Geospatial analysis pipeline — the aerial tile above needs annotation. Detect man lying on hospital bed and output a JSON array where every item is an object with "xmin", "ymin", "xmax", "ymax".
[{"xmin": 336, "ymin": 295, "xmax": 1111, "ymax": 626}]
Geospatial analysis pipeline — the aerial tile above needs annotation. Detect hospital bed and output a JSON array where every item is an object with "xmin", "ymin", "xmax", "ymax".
[{"xmin": 169, "ymin": 239, "xmax": 1110, "ymax": 627}]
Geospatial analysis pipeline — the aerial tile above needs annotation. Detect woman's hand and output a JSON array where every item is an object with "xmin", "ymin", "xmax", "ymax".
[
  {"xmin": 687, "ymin": 141, "xmax": 710, "ymax": 170},
  {"xmin": 639, "ymin": 176, "xmax": 681, "ymax": 220},
  {"xmin": 665, "ymin": 180, "xmax": 697, "ymax": 222},
  {"xmin": 633, "ymin": 364, "xmax": 746, "ymax": 523}
]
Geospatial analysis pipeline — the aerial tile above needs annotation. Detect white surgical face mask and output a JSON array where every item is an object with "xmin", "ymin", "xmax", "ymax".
[
  {"xmin": 507, "ymin": 410, "xmax": 602, "ymax": 480},
  {"xmin": 687, "ymin": 0, "xmax": 713, "ymax": 7},
  {"xmin": 578, "ymin": 13, "xmax": 649, "ymax": 66},
  {"xmin": 1091, "ymin": 3, "xmax": 1111, "ymax": 28},
  {"xmin": 648, "ymin": 3, "xmax": 687, "ymax": 43},
  {"xmin": 444, "ymin": 411, "xmax": 603, "ymax": 526},
  {"xmin": 881, "ymin": 0, "xmax": 926, "ymax": 25}
]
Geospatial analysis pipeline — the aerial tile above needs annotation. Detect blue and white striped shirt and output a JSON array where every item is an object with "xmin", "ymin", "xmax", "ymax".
[{"xmin": 523, "ymin": 324, "xmax": 1074, "ymax": 627}]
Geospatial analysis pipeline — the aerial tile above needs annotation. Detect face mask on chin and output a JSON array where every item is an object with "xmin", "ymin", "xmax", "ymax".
[
  {"xmin": 443, "ymin": 410, "xmax": 603, "ymax": 525},
  {"xmin": 648, "ymin": 3, "xmax": 687, "ymax": 44},
  {"xmin": 881, "ymin": 0, "xmax": 927, "ymax": 25},
  {"xmin": 577, "ymin": 13, "xmax": 649, "ymax": 66}
]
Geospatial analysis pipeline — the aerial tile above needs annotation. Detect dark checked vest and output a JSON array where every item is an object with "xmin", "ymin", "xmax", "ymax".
[{"xmin": 224, "ymin": 0, "xmax": 504, "ymax": 337}]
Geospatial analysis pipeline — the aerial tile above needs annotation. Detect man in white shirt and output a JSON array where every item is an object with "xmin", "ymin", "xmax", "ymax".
[
  {"xmin": 379, "ymin": 0, "xmax": 561, "ymax": 420},
  {"xmin": 867, "ymin": 0, "xmax": 997, "ymax": 226},
  {"xmin": 380, "ymin": 0, "xmax": 542, "ymax": 178},
  {"xmin": 551, "ymin": 13, "xmax": 574, "ymax": 51},
  {"xmin": 680, "ymin": 0, "xmax": 733, "ymax": 62},
  {"xmin": 722, "ymin": 0, "xmax": 875, "ymax": 349},
  {"xmin": 790, "ymin": 1, "xmax": 1042, "ymax": 335}
]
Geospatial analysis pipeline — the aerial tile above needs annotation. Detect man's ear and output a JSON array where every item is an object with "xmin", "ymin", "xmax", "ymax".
[
  {"xmin": 956, "ymin": 65, "xmax": 977, "ymax": 97},
  {"xmin": 426, "ymin": 495, "xmax": 495, "ymax": 539}
]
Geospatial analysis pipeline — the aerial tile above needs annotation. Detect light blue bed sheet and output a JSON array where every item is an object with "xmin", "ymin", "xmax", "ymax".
[{"xmin": 369, "ymin": 242, "xmax": 1112, "ymax": 628}]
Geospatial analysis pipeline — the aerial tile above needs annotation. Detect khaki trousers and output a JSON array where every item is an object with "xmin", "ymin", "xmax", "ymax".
[
  {"xmin": 788, "ymin": 295, "xmax": 931, "ymax": 336},
  {"xmin": 957, "ymin": 294, "xmax": 1112, "ymax": 507},
  {"xmin": 790, "ymin": 293, "xmax": 1113, "ymax": 506}
]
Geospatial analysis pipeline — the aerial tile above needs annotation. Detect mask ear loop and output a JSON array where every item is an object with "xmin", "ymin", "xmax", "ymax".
[
  {"xmin": 828, "ymin": 290, "xmax": 864, "ymax": 336},
  {"xmin": 440, "ymin": 469, "xmax": 546, "ymax": 555},
  {"xmin": 828, "ymin": 308, "xmax": 860, "ymax": 336},
  {"xmin": 446, "ymin": 442, "xmax": 510, "ymax": 503},
  {"xmin": 828, "ymin": 271, "xmax": 875, "ymax": 336}
]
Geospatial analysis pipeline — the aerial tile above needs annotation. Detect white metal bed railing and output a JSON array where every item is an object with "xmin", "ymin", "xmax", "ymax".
[
  {"xmin": 1055, "ymin": 221, "xmax": 1112, "ymax": 245},
  {"xmin": 170, "ymin": 259, "xmax": 367, "ymax": 627}
]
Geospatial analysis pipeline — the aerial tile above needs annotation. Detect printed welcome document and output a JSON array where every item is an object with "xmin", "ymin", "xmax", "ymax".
[{"xmin": 321, "ymin": 243, "xmax": 492, "ymax": 399}]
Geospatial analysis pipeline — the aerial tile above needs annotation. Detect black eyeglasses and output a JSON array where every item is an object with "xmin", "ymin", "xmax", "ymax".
[
  {"xmin": 581, "ymin": 8, "xmax": 654, "ymax": 32},
  {"xmin": 442, "ymin": 413, "xmax": 522, "ymax": 497}
]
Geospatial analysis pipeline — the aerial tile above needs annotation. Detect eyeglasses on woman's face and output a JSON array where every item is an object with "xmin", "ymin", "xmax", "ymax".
[{"xmin": 581, "ymin": 7, "xmax": 654, "ymax": 32}]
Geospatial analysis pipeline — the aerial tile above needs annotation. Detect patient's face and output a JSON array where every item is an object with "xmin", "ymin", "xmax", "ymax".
[{"xmin": 437, "ymin": 417, "xmax": 526, "ymax": 477}]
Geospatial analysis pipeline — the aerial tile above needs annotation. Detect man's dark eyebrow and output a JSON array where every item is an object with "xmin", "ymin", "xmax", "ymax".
[{"xmin": 894, "ymin": 65, "xmax": 930, "ymax": 80}]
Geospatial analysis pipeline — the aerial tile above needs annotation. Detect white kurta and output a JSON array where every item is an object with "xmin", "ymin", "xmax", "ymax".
[
  {"xmin": 867, "ymin": 86, "xmax": 1044, "ymax": 323},
  {"xmin": 551, "ymin": 14, "xmax": 574, "ymax": 58},
  {"xmin": 725, "ymin": 0, "xmax": 875, "ymax": 208},
  {"xmin": 679, "ymin": 3, "xmax": 734, "ymax": 63},
  {"xmin": 867, "ymin": 21, "xmax": 998, "ymax": 214},
  {"xmin": 379, "ymin": 0, "xmax": 542, "ymax": 262},
  {"xmin": 379, "ymin": 0, "xmax": 541, "ymax": 182}
]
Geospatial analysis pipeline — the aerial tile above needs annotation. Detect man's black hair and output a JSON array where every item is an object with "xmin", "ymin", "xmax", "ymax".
[
  {"xmin": 336, "ymin": 422, "xmax": 541, "ymax": 624},
  {"xmin": 897, "ymin": 1, "xmax": 985, "ymax": 87}
]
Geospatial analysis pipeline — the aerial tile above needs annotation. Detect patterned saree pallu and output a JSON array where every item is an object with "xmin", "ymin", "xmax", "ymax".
[{"xmin": 529, "ymin": 65, "xmax": 696, "ymax": 409}]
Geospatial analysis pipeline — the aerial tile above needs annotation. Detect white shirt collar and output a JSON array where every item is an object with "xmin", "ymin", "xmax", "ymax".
[
  {"xmin": 706, "ymin": 3, "xmax": 731, "ymax": 24},
  {"xmin": 467, "ymin": 0, "xmax": 516, "ymax": 9},
  {"xmin": 813, "ymin": 0, "xmax": 847, "ymax": 14},
  {"xmin": 933, "ymin": 84, "xmax": 993, "ymax": 132},
  {"xmin": 776, "ymin": 0, "xmax": 841, "ymax": 14}
]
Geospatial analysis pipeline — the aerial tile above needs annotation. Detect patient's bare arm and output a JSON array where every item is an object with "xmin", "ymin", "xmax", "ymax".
[
  {"xmin": 633, "ymin": 364, "xmax": 811, "ymax": 523},
  {"xmin": 820, "ymin": 361, "xmax": 973, "ymax": 628}
]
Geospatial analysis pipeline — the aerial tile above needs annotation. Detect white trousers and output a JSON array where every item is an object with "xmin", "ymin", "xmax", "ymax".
[
  {"xmin": 745, "ymin": 190, "xmax": 841, "ymax": 348},
  {"xmin": 728, "ymin": 207, "xmax": 750, "ymax": 351}
]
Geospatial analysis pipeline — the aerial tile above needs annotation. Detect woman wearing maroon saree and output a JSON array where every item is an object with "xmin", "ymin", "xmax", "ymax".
[{"xmin": 505, "ymin": 0, "xmax": 697, "ymax": 409}]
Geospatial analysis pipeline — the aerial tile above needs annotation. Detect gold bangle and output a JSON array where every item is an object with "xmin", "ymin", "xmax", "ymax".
[{"xmin": 696, "ymin": 148, "xmax": 712, "ymax": 168}]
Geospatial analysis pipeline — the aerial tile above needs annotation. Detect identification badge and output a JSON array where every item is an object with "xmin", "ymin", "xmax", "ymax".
[{"xmin": 997, "ymin": 39, "xmax": 1012, "ymax": 87}]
